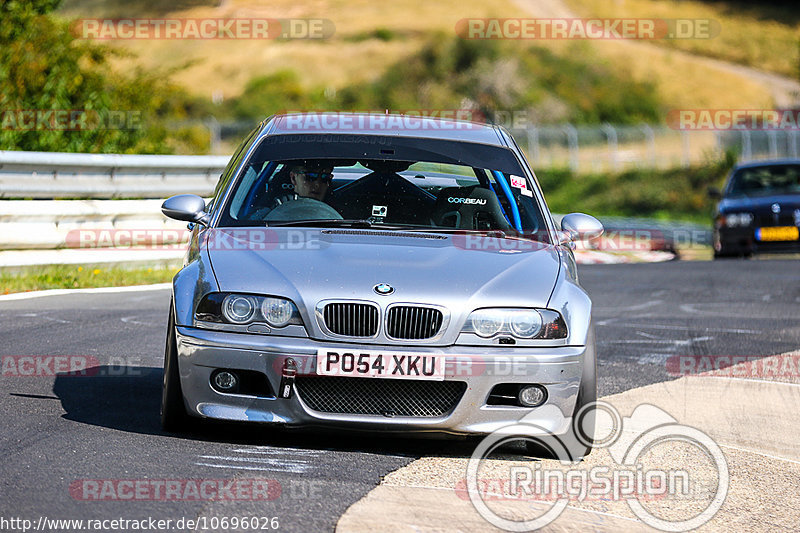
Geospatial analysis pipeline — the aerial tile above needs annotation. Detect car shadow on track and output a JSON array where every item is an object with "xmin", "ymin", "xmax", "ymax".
[{"xmin": 52, "ymin": 365, "xmax": 483, "ymax": 459}]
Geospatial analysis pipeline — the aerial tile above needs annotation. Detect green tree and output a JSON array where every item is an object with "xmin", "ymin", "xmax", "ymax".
[{"xmin": 0, "ymin": 0, "xmax": 209, "ymax": 153}]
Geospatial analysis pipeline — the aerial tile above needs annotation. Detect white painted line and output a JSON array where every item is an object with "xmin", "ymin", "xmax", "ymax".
[
  {"xmin": 195, "ymin": 462, "xmax": 310, "ymax": 474},
  {"xmin": 199, "ymin": 454, "xmax": 311, "ymax": 464},
  {"xmin": 393, "ymin": 484, "xmax": 641, "ymax": 523},
  {"xmin": 195, "ymin": 456, "xmax": 313, "ymax": 474},
  {"xmin": 599, "ymin": 321, "xmax": 759, "ymax": 334},
  {"xmin": 231, "ymin": 447, "xmax": 323, "ymax": 456},
  {"xmin": 0, "ymin": 283, "xmax": 172, "ymax": 301},
  {"xmin": 694, "ymin": 375, "xmax": 800, "ymax": 388},
  {"xmin": 718, "ymin": 443, "xmax": 800, "ymax": 465}
]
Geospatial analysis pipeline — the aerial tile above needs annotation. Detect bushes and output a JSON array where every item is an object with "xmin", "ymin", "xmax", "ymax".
[
  {"xmin": 0, "ymin": 0, "xmax": 210, "ymax": 153},
  {"xmin": 535, "ymin": 153, "xmax": 736, "ymax": 222},
  {"xmin": 226, "ymin": 34, "xmax": 664, "ymax": 126}
]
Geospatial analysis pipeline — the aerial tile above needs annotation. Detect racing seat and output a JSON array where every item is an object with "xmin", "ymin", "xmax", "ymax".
[
  {"xmin": 262, "ymin": 166, "xmax": 297, "ymax": 207},
  {"xmin": 430, "ymin": 186, "xmax": 512, "ymax": 231}
]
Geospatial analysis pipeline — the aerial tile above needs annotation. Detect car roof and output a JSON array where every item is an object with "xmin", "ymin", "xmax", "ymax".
[
  {"xmin": 733, "ymin": 158, "xmax": 800, "ymax": 170},
  {"xmin": 262, "ymin": 112, "xmax": 508, "ymax": 146}
]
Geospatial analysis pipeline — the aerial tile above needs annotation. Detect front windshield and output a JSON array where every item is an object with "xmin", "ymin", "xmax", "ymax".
[
  {"xmin": 728, "ymin": 164, "xmax": 800, "ymax": 196},
  {"xmin": 218, "ymin": 156, "xmax": 550, "ymax": 240}
]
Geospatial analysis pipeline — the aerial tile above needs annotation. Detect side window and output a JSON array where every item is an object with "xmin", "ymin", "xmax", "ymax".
[{"xmin": 208, "ymin": 125, "xmax": 260, "ymax": 214}]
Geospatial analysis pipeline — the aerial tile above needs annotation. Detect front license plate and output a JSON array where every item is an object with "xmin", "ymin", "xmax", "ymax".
[
  {"xmin": 316, "ymin": 349, "xmax": 445, "ymax": 380},
  {"xmin": 756, "ymin": 226, "xmax": 799, "ymax": 242}
]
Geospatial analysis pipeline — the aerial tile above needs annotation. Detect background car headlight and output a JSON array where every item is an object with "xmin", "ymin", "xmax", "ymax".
[
  {"xmin": 196, "ymin": 293, "xmax": 303, "ymax": 330},
  {"xmin": 462, "ymin": 308, "xmax": 567, "ymax": 340},
  {"xmin": 724, "ymin": 212, "xmax": 754, "ymax": 227}
]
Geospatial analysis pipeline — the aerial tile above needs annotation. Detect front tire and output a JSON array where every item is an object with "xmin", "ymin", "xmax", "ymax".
[{"xmin": 161, "ymin": 302, "xmax": 191, "ymax": 432}]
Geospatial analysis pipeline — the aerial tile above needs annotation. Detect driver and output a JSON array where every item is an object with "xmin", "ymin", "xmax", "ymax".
[{"xmin": 289, "ymin": 161, "xmax": 333, "ymax": 202}]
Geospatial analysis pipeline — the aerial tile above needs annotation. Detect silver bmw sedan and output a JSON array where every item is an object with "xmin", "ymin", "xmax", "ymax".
[{"xmin": 160, "ymin": 112, "xmax": 603, "ymax": 458}]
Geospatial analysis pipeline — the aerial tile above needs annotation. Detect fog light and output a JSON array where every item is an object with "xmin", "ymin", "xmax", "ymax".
[
  {"xmin": 518, "ymin": 385, "xmax": 547, "ymax": 407},
  {"xmin": 212, "ymin": 370, "xmax": 239, "ymax": 392}
]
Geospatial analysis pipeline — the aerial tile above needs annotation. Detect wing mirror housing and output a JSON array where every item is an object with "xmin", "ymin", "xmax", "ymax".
[
  {"xmin": 558, "ymin": 213, "xmax": 604, "ymax": 245},
  {"xmin": 162, "ymin": 194, "xmax": 210, "ymax": 225}
]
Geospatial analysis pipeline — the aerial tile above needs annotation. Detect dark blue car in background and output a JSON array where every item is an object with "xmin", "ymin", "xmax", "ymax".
[{"xmin": 711, "ymin": 160, "xmax": 800, "ymax": 258}]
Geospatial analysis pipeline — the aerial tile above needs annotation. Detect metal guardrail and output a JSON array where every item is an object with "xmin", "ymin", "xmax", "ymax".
[{"xmin": 0, "ymin": 150, "xmax": 230, "ymax": 199}]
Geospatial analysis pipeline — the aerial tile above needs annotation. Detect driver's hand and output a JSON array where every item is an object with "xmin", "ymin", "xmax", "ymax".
[{"xmin": 272, "ymin": 193, "xmax": 298, "ymax": 206}]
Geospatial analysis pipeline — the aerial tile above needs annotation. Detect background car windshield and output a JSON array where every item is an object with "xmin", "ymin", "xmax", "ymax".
[
  {"xmin": 728, "ymin": 164, "xmax": 800, "ymax": 196},
  {"xmin": 219, "ymin": 158, "xmax": 549, "ymax": 237}
]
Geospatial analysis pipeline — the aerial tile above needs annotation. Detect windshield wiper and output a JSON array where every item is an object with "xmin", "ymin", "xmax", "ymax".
[
  {"xmin": 265, "ymin": 219, "xmax": 524, "ymax": 240},
  {"xmin": 266, "ymin": 219, "xmax": 375, "ymax": 228}
]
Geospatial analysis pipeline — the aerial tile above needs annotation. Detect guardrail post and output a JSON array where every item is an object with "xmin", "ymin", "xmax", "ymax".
[
  {"xmin": 741, "ymin": 130, "xmax": 752, "ymax": 160},
  {"xmin": 789, "ymin": 131, "xmax": 799, "ymax": 159},
  {"xmin": 640, "ymin": 123, "xmax": 656, "ymax": 168},
  {"xmin": 767, "ymin": 130, "xmax": 778, "ymax": 159},
  {"xmin": 562, "ymin": 124, "xmax": 579, "ymax": 173},
  {"xmin": 527, "ymin": 126, "xmax": 540, "ymax": 164},
  {"xmin": 681, "ymin": 131, "xmax": 691, "ymax": 168},
  {"xmin": 601, "ymin": 123, "xmax": 619, "ymax": 171}
]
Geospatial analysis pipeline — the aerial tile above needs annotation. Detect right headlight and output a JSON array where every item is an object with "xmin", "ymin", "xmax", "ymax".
[
  {"xmin": 462, "ymin": 308, "xmax": 567, "ymax": 340},
  {"xmin": 196, "ymin": 292, "xmax": 304, "ymax": 331}
]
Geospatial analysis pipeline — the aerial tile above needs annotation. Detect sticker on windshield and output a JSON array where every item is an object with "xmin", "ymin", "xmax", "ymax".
[
  {"xmin": 510, "ymin": 175, "xmax": 527, "ymax": 189},
  {"xmin": 510, "ymin": 175, "xmax": 533, "ymax": 197},
  {"xmin": 372, "ymin": 205, "xmax": 388, "ymax": 217}
]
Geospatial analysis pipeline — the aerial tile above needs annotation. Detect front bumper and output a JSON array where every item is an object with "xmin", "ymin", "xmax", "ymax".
[
  {"xmin": 716, "ymin": 226, "xmax": 800, "ymax": 255},
  {"xmin": 175, "ymin": 326, "xmax": 589, "ymax": 437}
]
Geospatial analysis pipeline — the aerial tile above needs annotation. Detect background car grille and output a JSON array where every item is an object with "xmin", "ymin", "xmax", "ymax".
[
  {"xmin": 755, "ymin": 213, "xmax": 796, "ymax": 227},
  {"xmin": 322, "ymin": 303, "xmax": 379, "ymax": 337},
  {"xmin": 386, "ymin": 306, "xmax": 444, "ymax": 339},
  {"xmin": 296, "ymin": 377, "xmax": 466, "ymax": 417}
]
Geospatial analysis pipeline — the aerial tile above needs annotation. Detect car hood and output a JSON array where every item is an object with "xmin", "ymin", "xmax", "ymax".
[
  {"xmin": 720, "ymin": 193, "xmax": 800, "ymax": 213},
  {"xmin": 205, "ymin": 228, "xmax": 561, "ymax": 341}
]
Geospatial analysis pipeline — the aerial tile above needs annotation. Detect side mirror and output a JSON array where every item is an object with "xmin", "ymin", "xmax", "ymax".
[
  {"xmin": 559, "ymin": 213, "xmax": 604, "ymax": 245},
  {"xmin": 707, "ymin": 186, "xmax": 722, "ymax": 199},
  {"xmin": 162, "ymin": 194, "xmax": 209, "ymax": 225}
]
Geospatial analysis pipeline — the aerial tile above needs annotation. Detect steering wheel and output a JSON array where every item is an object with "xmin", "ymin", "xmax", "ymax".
[{"xmin": 264, "ymin": 197, "xmax": 343, "ymax": 222}]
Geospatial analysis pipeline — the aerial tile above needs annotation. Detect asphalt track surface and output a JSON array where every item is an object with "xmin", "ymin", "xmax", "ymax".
[{"xmin": 1, "ymin": 259, "xmax": 798, "ymax": 532}]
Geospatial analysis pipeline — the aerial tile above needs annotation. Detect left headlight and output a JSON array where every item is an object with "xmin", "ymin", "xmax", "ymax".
[
  {"xmin": 723, "ymin": 212, "xmax": 754, "ymax": 227},
  {"xmin": 462, "ymin": 308, "xmax": 567, "ymax": 340},
  {"xmin": 196, "ymin": 293, "xmax": 303, "ymax": 329}
]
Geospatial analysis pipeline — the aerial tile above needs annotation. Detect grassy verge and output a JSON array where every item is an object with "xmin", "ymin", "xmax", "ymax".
[
  {"xmin": 0, "ymin": 264, "xmax": 179, "ymax": 295},
  {"xmin": 536, "ymin": 153, "xmax": 736, "ymax": 224}
]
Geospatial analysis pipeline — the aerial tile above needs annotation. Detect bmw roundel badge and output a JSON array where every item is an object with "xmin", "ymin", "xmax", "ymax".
[{"xmin": 374, "ymin": 283, "xmax": 394, "ymax": 295}]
